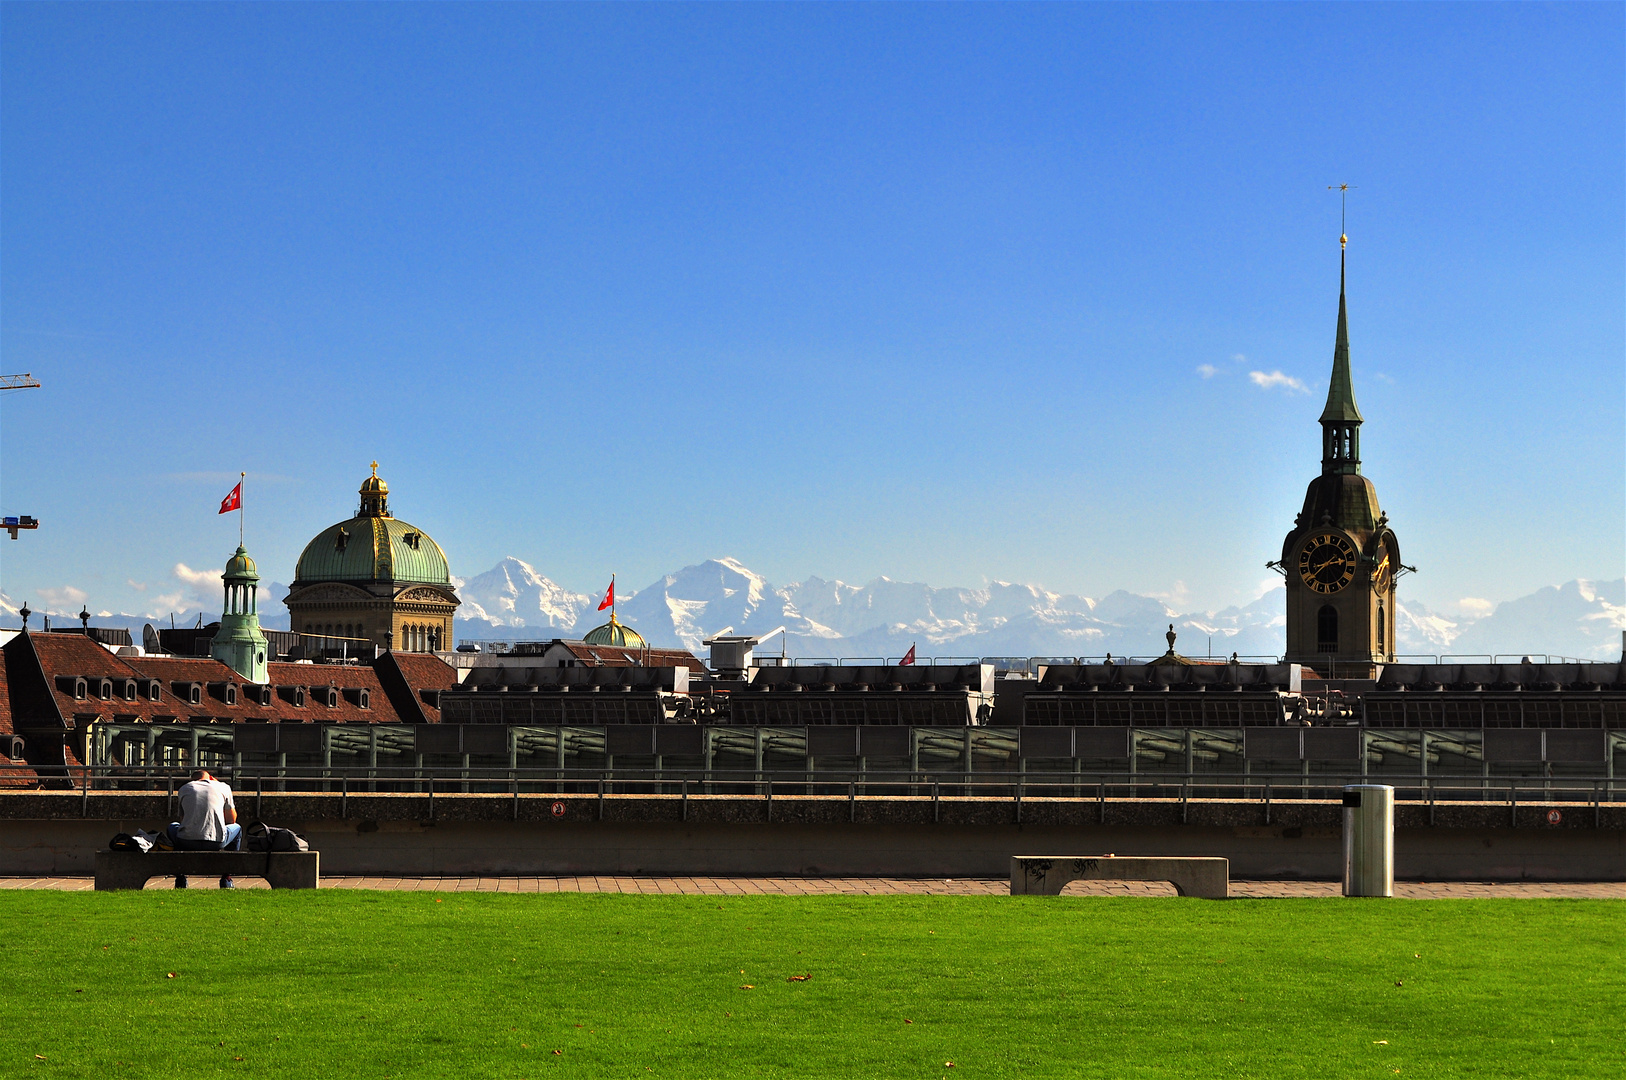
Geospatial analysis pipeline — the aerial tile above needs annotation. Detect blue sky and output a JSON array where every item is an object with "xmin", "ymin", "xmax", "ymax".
[{"xmin": 2, "ymin": 3, "xmax": 1621, "ymax": 623}]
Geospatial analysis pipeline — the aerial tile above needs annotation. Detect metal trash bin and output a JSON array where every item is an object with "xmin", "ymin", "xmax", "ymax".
[{"xmin": 1342, "ymin": 784, "xmax": 1394, "ymax": 897}]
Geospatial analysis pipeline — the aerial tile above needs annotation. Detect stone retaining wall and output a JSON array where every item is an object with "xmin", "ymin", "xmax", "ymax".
[{"xmin": 3, "ymin": 792, "xmax": 1620, "ymax": 881}]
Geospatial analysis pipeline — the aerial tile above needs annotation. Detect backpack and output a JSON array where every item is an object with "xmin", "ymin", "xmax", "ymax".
[
  {"xmin": 245, "ymin": 821, "xmax": 310, "ymax": 853},
  {"xmin": 108, "ymin": 832, "xmax": 152, "ymax": 853}
]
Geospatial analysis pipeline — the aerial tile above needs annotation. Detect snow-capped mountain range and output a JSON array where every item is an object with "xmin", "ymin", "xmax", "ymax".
[
  {"xmin": 5, "ymin": 558, "xmax": 1622, "ymax": 662},
  {"xmin": 452, "ymin": 556, "xmax": 1626, "ymax": 663}
]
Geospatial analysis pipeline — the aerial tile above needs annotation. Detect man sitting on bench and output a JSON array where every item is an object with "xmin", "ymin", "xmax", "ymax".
[{"xmin": 167, "ymin": 769, "xmax": 242, "ymax": 889}]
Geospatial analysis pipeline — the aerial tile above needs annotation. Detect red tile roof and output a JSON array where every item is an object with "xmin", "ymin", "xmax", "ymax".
[
  {"xmin": 0, "ymin": 645, "xmax": 12, "ymax": 739},
  {"xmin": 374, "ymin": 651, "xmax": 457, "ymax": 723},
  {"xmin": 6, "ymin": 632, "xmax": 421, "ymax": 727},
  {"xmin": 555, "ymin": 642, "xmax": 707, "ymax": 671}
]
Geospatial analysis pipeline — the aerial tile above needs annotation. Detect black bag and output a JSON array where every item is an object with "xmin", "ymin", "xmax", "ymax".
[
  {"xmin": 108, "ymin": 832, "xmax": 143, "ymax": 852},
  {"xmin": 245, "ymin": 821, "xmax": 309, "ymax": 853}
]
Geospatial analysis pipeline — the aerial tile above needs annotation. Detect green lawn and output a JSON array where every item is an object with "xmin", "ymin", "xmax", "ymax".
[{"xmin": 5, "ymin": 893, "xmax": 1620, "ymax": 1078}]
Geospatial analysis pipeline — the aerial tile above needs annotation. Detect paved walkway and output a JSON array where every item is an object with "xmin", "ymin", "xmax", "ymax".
[{"xmin": 2, "ymin": 876, "xmax": 1620, "ymax": 897}]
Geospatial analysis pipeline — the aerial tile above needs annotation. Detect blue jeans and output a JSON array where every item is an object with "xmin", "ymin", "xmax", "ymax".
[{"xmin": 166, "ymin": 822, "xmax": 243, "ymax": 851}]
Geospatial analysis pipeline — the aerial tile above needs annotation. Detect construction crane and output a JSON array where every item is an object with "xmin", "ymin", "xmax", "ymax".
[{"xmin": 2, "ymin": 373, "xmax": 42, "ymax": 536}]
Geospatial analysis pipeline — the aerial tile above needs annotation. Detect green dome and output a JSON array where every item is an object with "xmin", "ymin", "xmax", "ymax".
[
  {"xmin": 224, "ymin": 545, "xmax": 259, "ymax": 581},
  {"xmin": 583, "ymin": 613, "xmax": 646, "ymax": 649},
  {"xmin": 293, "ymin": 465, "xmax": 451, "ymax": 586},
  {"xmin": 294, "ymin": 515, "xmax": 450, "ymax": 585}
]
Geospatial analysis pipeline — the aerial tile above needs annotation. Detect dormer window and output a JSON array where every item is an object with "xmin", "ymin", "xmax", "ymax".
[
  {"xmin": 146, "ymin": 681, "xmax": 162, "ymax": 703},
  {"xmin": 122, "ymin": 680, "xmax": 138, "ymax": 702},
  {"xmin": 404, "ymin": 531, "xmax": 421, "ymax": 550},
  {"xmin": 97, "ymin": 679, "xmax": 114, "ymax": 700},
  {"xmin": 189, "ymin": 684, "xmax": 202, "ymax": 706},
  {"xmin": 335, "ymin": 527, "xmax": 349, "ymax": 553}
]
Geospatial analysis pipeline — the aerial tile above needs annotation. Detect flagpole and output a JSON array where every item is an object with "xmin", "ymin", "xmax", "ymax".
[{"xmin": 239, "ymin": 472, "xmax": 245, "ymax": 546}]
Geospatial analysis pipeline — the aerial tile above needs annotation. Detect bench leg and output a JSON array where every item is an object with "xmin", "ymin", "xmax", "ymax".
[
  {"xmin": 1168, "ymin": 862, "xmax": 1229, "ymax": 899},
  {"xmin": 1010, "ymin": 858, "xmax": 1070, "ymax": 896},
  {"xmin": 94, "ymin": 853, "xmax": 155, "ymax": 891},
  {"xmin": 264, "ymin": 853, "xmax": 320, "ymax": 889},
  {"xmin": 94, "ymin": 869, "xmax": 154, "ymax": 891}
]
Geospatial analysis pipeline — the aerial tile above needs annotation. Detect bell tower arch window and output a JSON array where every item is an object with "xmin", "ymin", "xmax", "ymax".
[{"xmin": 1317, "ymin": 605, "xmax": 1338, "ymax": 654}]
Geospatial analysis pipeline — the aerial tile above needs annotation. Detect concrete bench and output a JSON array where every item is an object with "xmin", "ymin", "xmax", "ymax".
[
  {"xmin": 1010, "ymin": 855, "xmax": 1228, "ymax": 899},
  {"xmin": 94, "ymin": 850, "xmax": 320, "ymax": 891}
]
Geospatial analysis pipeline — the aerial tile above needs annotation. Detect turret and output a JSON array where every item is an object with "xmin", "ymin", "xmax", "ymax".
[{"xmin": 211, "ymin": 544, "xmax": 269, "ymax": 683}]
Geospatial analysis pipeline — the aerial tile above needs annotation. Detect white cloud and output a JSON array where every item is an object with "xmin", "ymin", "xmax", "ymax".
[
  {"xmin": 1249, "ymin": 370, "xmax": 1310, "ymax": 393},
  {"xmin": 1455, "ymin": 597, "xmax": 1495, "ymax": 618},
  {"xmin": 126, "ymin": 579, "xmax": 148, "ymax": 592},
  {"xmin": 1230, "ymin": 353, "xmax": 1247, "ymax": 363},
  {"xmin": 1150, "ymin": 580, "xmax": 1192, "ymax": 607},
  {"xmin": 1196, "ymin": 364, "xmax": 1218, "ymax": 378},
  {"xmin": 1251, "ymin": 577, "xmax": 1286, "ymax": 601},
  {"xmin": 174, "ymin": 563, "xmax": 223, "ymax": 586},
  {"xmin": 35, "ymin": 585, "xmax": 88, "ymax": 610}
]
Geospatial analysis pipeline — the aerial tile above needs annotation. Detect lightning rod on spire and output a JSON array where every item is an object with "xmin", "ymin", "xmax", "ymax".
[{"xmin": 1328, "ymin": 183, "xmax": 1355, "ymax": 248}]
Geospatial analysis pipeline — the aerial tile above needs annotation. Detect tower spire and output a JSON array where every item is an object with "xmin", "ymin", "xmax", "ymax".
[
  {"xmin": 1321, "ymin": 224, "xmax": 1362, "ymax": 427},
  {"xmin": 1319, "ymin": 196, "xmax": 1363, "ymax": 475}
]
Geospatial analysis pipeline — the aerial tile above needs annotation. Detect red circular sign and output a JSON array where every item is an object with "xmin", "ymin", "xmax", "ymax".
[
  {"xmin": 1546, "ymin": 809, "xmax": 1562, "ymax": 825},
  {"xmin": 551, "ymin": 801, "xmax": 567, "ymax": 818}
]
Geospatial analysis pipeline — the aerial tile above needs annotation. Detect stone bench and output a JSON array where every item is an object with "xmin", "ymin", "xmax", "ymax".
[
  {"xmin": 1010, "ymin": 855, "xmax": 1228, "ymax": 899},
  {"xmin": 94, "ymin": 850, "xmax": 320, "ymax": 891}
]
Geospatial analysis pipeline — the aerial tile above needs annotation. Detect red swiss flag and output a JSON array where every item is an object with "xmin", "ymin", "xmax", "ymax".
[
  {"xmin": 900, "ymin": 644, "xmax": 916, "ymax": 667},
  {"xmin": 597, "ymin": 579, "xmax": 615, "ymax": 612},
  {"xmin": 218, "ymin": 482, "xmax": 242, "ymax": 514}
]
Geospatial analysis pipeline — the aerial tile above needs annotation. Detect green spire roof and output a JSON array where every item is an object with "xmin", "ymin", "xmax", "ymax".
[{"xmin": 1319, "ymin": 248, "xmax": 1364, "ymax": 424}]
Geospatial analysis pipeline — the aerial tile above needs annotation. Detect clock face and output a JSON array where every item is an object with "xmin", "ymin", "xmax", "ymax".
[
  {"xmin": 1371, "ymin": 551, "xmax": 1393, "ymax": 592},
  {"xmin": 1298, "ymin": 532, "xmax": 1357, "ymax": 593}
]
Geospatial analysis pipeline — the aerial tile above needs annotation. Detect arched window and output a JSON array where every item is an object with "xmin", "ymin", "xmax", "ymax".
[
  {"xmin": 1377, "ymin": 604, "xmax": 1386, "ymax": 654},
  {"xmin": 1317, "ymin": 606, "xmax": 1338, "ymax": 654}
]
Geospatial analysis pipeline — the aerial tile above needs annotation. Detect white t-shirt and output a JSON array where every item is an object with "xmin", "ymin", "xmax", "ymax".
[{"xmin": 178, "ymin": 778, "xmax": 235, "ymax": 842}]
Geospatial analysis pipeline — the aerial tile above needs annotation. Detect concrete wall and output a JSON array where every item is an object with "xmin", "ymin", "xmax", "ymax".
[{"xmin": 4, "ymin": 797, "xmax": 1621, "ymax": 881}]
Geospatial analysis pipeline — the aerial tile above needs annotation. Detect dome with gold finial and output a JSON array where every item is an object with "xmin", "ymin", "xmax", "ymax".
[
  {"xmin": 583, "ymin": 611, "xmax": 646, "ymax": 649},
  {"xmin": 292, "ymin": 463, "xmax": 450, "ymax": 586}
]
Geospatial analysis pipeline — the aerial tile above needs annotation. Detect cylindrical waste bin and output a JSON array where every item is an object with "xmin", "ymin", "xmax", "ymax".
[{"xmin": 1342, "ymin": 784, "xmax": 1394, "ymax": 897}]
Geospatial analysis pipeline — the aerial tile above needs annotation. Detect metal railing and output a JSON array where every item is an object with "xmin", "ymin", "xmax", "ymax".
[{"xmin": 20, "ymin": 765, "xmax": 1620, "ymax": 822}]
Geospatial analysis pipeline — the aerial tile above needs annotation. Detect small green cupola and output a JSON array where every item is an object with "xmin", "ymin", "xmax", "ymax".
[
  {"xmin": 211, "ymin": 544, "xmax": 269, "ymax": 684},
  {"xmin": 583, "ymin": 611, "xmax": 647, "ymax": 649},
  {"xmin": 1320, "ymin": 237, "xmax": 1365, "ymax": 476}
]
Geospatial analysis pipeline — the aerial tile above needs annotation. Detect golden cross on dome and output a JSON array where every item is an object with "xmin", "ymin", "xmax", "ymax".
[{"xmin": 370, "ymin": 461, "xmax": 379, "ymax": 476}]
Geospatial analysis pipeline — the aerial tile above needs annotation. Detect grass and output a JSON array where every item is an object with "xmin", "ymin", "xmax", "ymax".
[{"xmin": 4, "ymin": 893, "xmax": 1621, "ymax": 1078}]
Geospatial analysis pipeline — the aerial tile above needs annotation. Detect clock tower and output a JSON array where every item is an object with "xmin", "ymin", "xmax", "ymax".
[{"xmin": 1279, "ymin": 237, "xmax": 1402, "ymax": 672}]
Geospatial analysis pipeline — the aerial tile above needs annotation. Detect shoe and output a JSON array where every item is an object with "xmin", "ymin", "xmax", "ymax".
[
  {"xmin": 175, "ymin": 876, "xmax": 188, "ymax": 889},
  {"xmin": 220, "ymin": 877, "xmax": 235, "ymax": 889}
]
